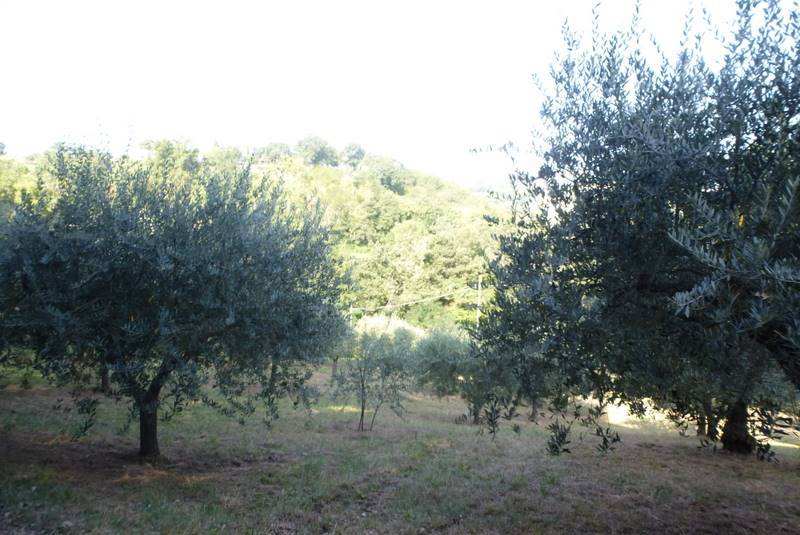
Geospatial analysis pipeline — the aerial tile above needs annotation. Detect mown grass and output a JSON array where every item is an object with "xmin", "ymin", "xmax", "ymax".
[{"xmin": 1, "ymin": 369, "xmax": 799, "ymax": 534}]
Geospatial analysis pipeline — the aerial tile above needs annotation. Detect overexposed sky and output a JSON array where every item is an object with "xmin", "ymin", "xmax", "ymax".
[{"xmin": 1, "ymin": 1, "xmax": 733, "ymax": 190}]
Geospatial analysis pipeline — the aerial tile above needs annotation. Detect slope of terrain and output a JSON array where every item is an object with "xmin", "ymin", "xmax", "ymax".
[{"xmin": 1, "ymin": 371, "xmax": 799, "ymax": 534}]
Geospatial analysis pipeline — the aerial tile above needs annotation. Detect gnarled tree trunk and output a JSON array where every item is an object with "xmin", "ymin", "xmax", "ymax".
[
  {"xmin": 139, "ymin": 401, "xmax": 159, "ymax": 458},
  {"xmin": 707, "ymin": 417, "xmax": 719, "ymax": 441},
  {"xmin": 721, "ymin": 399, "xmax": 755, "ymax": 454}
]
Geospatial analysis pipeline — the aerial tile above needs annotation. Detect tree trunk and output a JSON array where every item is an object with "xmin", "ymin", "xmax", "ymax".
[
  {"xmin": 136, "ymin": 363, "xmax": 171, "ymax": 458},
  {"xmin": 528, "ymin": 397, "xmax": 539, "ymax": 423},
  {"xmin": 707, "ymin": 417, "xmax": 719, "ymax": 441},
  {"xmin": 139, "ymin": 405, "xmax": 159, "ymax": 457},
  {"xmin": 696, "ymin": 414, "xmax": 707, "ymax": 436},
  {"xmin": 99, "ymin": 365, "xmax": 111, "ymax": 394},
  {"xmin": 470, "ymin": 402, "xmax": 482, "ymax": 425},
  {"xmin": 330, "ymin": 357, "xmax": 338, "ymax": 385},
  {"xmin": 703, "ymin": 400, "xmax": 719, "ymax": 440},
  {"xmin": 357, "ymin": 375, "xmax": 366, "ymax": 432},
  {"xmin": 138, "ymin": 386, "xmax": 162, "ymax": 458},
  {"xmin": 358, "ymin": 396, "xmax": 366, "ymax": 432},
  {"xmin": 721, "ymin": 399, "xmax": 755, "ymax": 454},
  {"xmin": 369, "ymin": 401, "xmax": 383, "ymax": 432}
]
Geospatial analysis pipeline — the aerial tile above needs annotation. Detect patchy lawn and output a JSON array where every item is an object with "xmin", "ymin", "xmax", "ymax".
[{"xmin": 1, "ymin": 371, "xmax": 799, "ymax": 534}]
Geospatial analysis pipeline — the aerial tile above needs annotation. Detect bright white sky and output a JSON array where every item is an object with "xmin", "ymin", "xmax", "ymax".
[{"xmin": 1, "ymin": 0, "xmax": 734, "ymax": 190}]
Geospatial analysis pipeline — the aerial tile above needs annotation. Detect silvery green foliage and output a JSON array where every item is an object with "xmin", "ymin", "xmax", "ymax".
[
  {"xmin": 414, "ymin": 328, "xmax": 517, "ymax": 426},
  {"xmin": 479, "ymin": 0, "xmax": 800, "ymax": 453},
  {"xmin": 0, "ymin": 144, "xmax": 347, "ymax": 450},
  {"xmin": 672, "ymin": 176, "xmax": 800, "ymax": 388},
  {"xmin": 333, "ymin": 322, "xmax": 417, "ymax": 431},
  {"xmin": 413, "ymin": 328, "xmax": 472, "ymax": 397}
]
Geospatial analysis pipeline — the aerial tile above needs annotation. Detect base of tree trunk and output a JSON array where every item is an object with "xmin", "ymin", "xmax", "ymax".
[
  {"xmin": 696, "ymin": 412, "xmax": 707, "ymax": 436},
  {"xmin": 469, "ymin": 405, "xmax": 482, "ymax": 425},
  {"xmin": 139, "ymin": 409, "xmax": 160, "ymax": 458},
  {"xmin": 721, "ymin": 400, "xmax": 755, "ymax": 454},
  {"xmin": 99, "ymin": 366, "xmax": 111, "ymax": 394}
]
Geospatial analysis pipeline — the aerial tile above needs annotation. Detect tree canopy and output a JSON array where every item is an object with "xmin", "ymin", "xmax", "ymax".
[
  {"xmin": 0, "ymin": 144, "xmax": 347, "ymax": 457},
  {"xmin": 479, "ymin": 0, "xmax": 800, "ymax": 455},
  {"xmin": 295, "ymin": 136, "xmax": 339, "ymax": 167}
]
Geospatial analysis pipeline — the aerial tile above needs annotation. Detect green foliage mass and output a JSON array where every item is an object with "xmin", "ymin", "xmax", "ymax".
[
  {"xmin": 414, "ymin": 328, "xmax": 473, "ymax": 398},
  {"xmin": 479, "ymin": 0, "xmax": 800, "ymax": 455},
  {"xmin": 0, "ymin": 155, "xmax": 36, "ymax": 217},
  {"xmin": 672, "ymin": 170, "xmax": 800, "ymax": 393},
  {"xmin": 280, "ymin": 153, "xmax": 498, "ymax": 328},
  {"xmin": 0, "ymin": 144, "xmax": 347, "ymax": 456},
  {"xmin": 2, "ymin": 140, "xmax": 499, "ymax": 331},
  {"xmin": 341, "ymin": 143, "xmax": 366, "ymax": 169},
  {"xmin": 333, "ymin": 317, "xmax": 419, "ymax": 431},
  {"xmin": 0, "ymin": 138, "xmax": 498, "ymax": 454},
  {"xmin": 185, "ymin": 139, "xmax": 499, "ymax": 329},
  {"xmin": 295, "ymin": 136, "xmax": 339, "ymax": 167}
]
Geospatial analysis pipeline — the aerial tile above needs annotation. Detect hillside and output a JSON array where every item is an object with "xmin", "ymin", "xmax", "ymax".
[
  {"xmin": 274, "ymin": 152, "xmax": 499, "ymax": 329},
  {"xmin": 0, "ymin": 140, "xmax": 500, "ymax": 329}
]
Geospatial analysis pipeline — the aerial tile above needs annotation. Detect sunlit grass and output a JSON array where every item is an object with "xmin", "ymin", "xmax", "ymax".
[
  {"xmin": 2, "ymin": 370, "xmax": 799, "ymax": 534},
  {"xmin": 317, "ymin": 404, "xmax": 362, "ymax": 413}
]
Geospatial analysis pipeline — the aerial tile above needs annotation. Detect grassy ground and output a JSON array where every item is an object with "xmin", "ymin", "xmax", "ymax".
[{"xmin": 1, "ymin": 369, "xmax": 799, "ymax": 534}]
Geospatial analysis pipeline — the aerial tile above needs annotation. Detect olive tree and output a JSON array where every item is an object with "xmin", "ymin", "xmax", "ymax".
[
  {"xmin": 480, "ymin": 0, "xmax": 799, "ymax": 453},
  {"xmin": 333, "ymin": 320, "xmax": 416, "ymax": 431},
  {"xmin": 414, "ymin": 329, "xmax": 473, "ymax": 398},
  {"xmin": 0, "ymin": 144, "xmax": 347, "ymax": 457},
  {"xmin": 414, "ymin": 329, "xmax": 518, "ymax": 426},
  {"xmin": 673, "ymin": 176, "xmax": 800, "ymax": 453}
]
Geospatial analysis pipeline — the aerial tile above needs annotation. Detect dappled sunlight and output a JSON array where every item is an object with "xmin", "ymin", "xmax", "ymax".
[
  {"xmin": 427, "ymin": 438, "xmax": 452, "ymax": 450},
  {"xmin": 4, "ymin": 380, "xmax": 800, "ymax": 534},
  {"xmin": 45, "ymin": 434, "xmax": 81, "ymax": 446},
  {"xmin": 768, "ymin": 440, "xmax": 799, "ymax": 450},
  {"xmin": 320, "ymin": 404, "xmax": 361, "ymax": 414},
  {"xmin": 605, "ymin": 403, "xmax": 671, "ymax": 431},
  {"xmin": 1, "ymin": 383, "xmax": 50, "ymax": 393},
  {"xmin": 605, "ymin": 404, "xmax": 642, "ymax": 429}
]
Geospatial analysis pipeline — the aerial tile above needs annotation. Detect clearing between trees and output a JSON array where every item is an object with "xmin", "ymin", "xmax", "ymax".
[{"xmin": 1, "ymin": 368, "xmax": 798, "ymax": 534}]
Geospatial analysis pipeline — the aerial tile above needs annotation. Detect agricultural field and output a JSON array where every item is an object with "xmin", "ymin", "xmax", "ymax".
[
  {"xmin": 3, "ymin": 1, "xmax": 800, "ymax": 533},
  {"xmin": 2, "ymin": 369, "xmax": 798, "ymax": 534}
]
